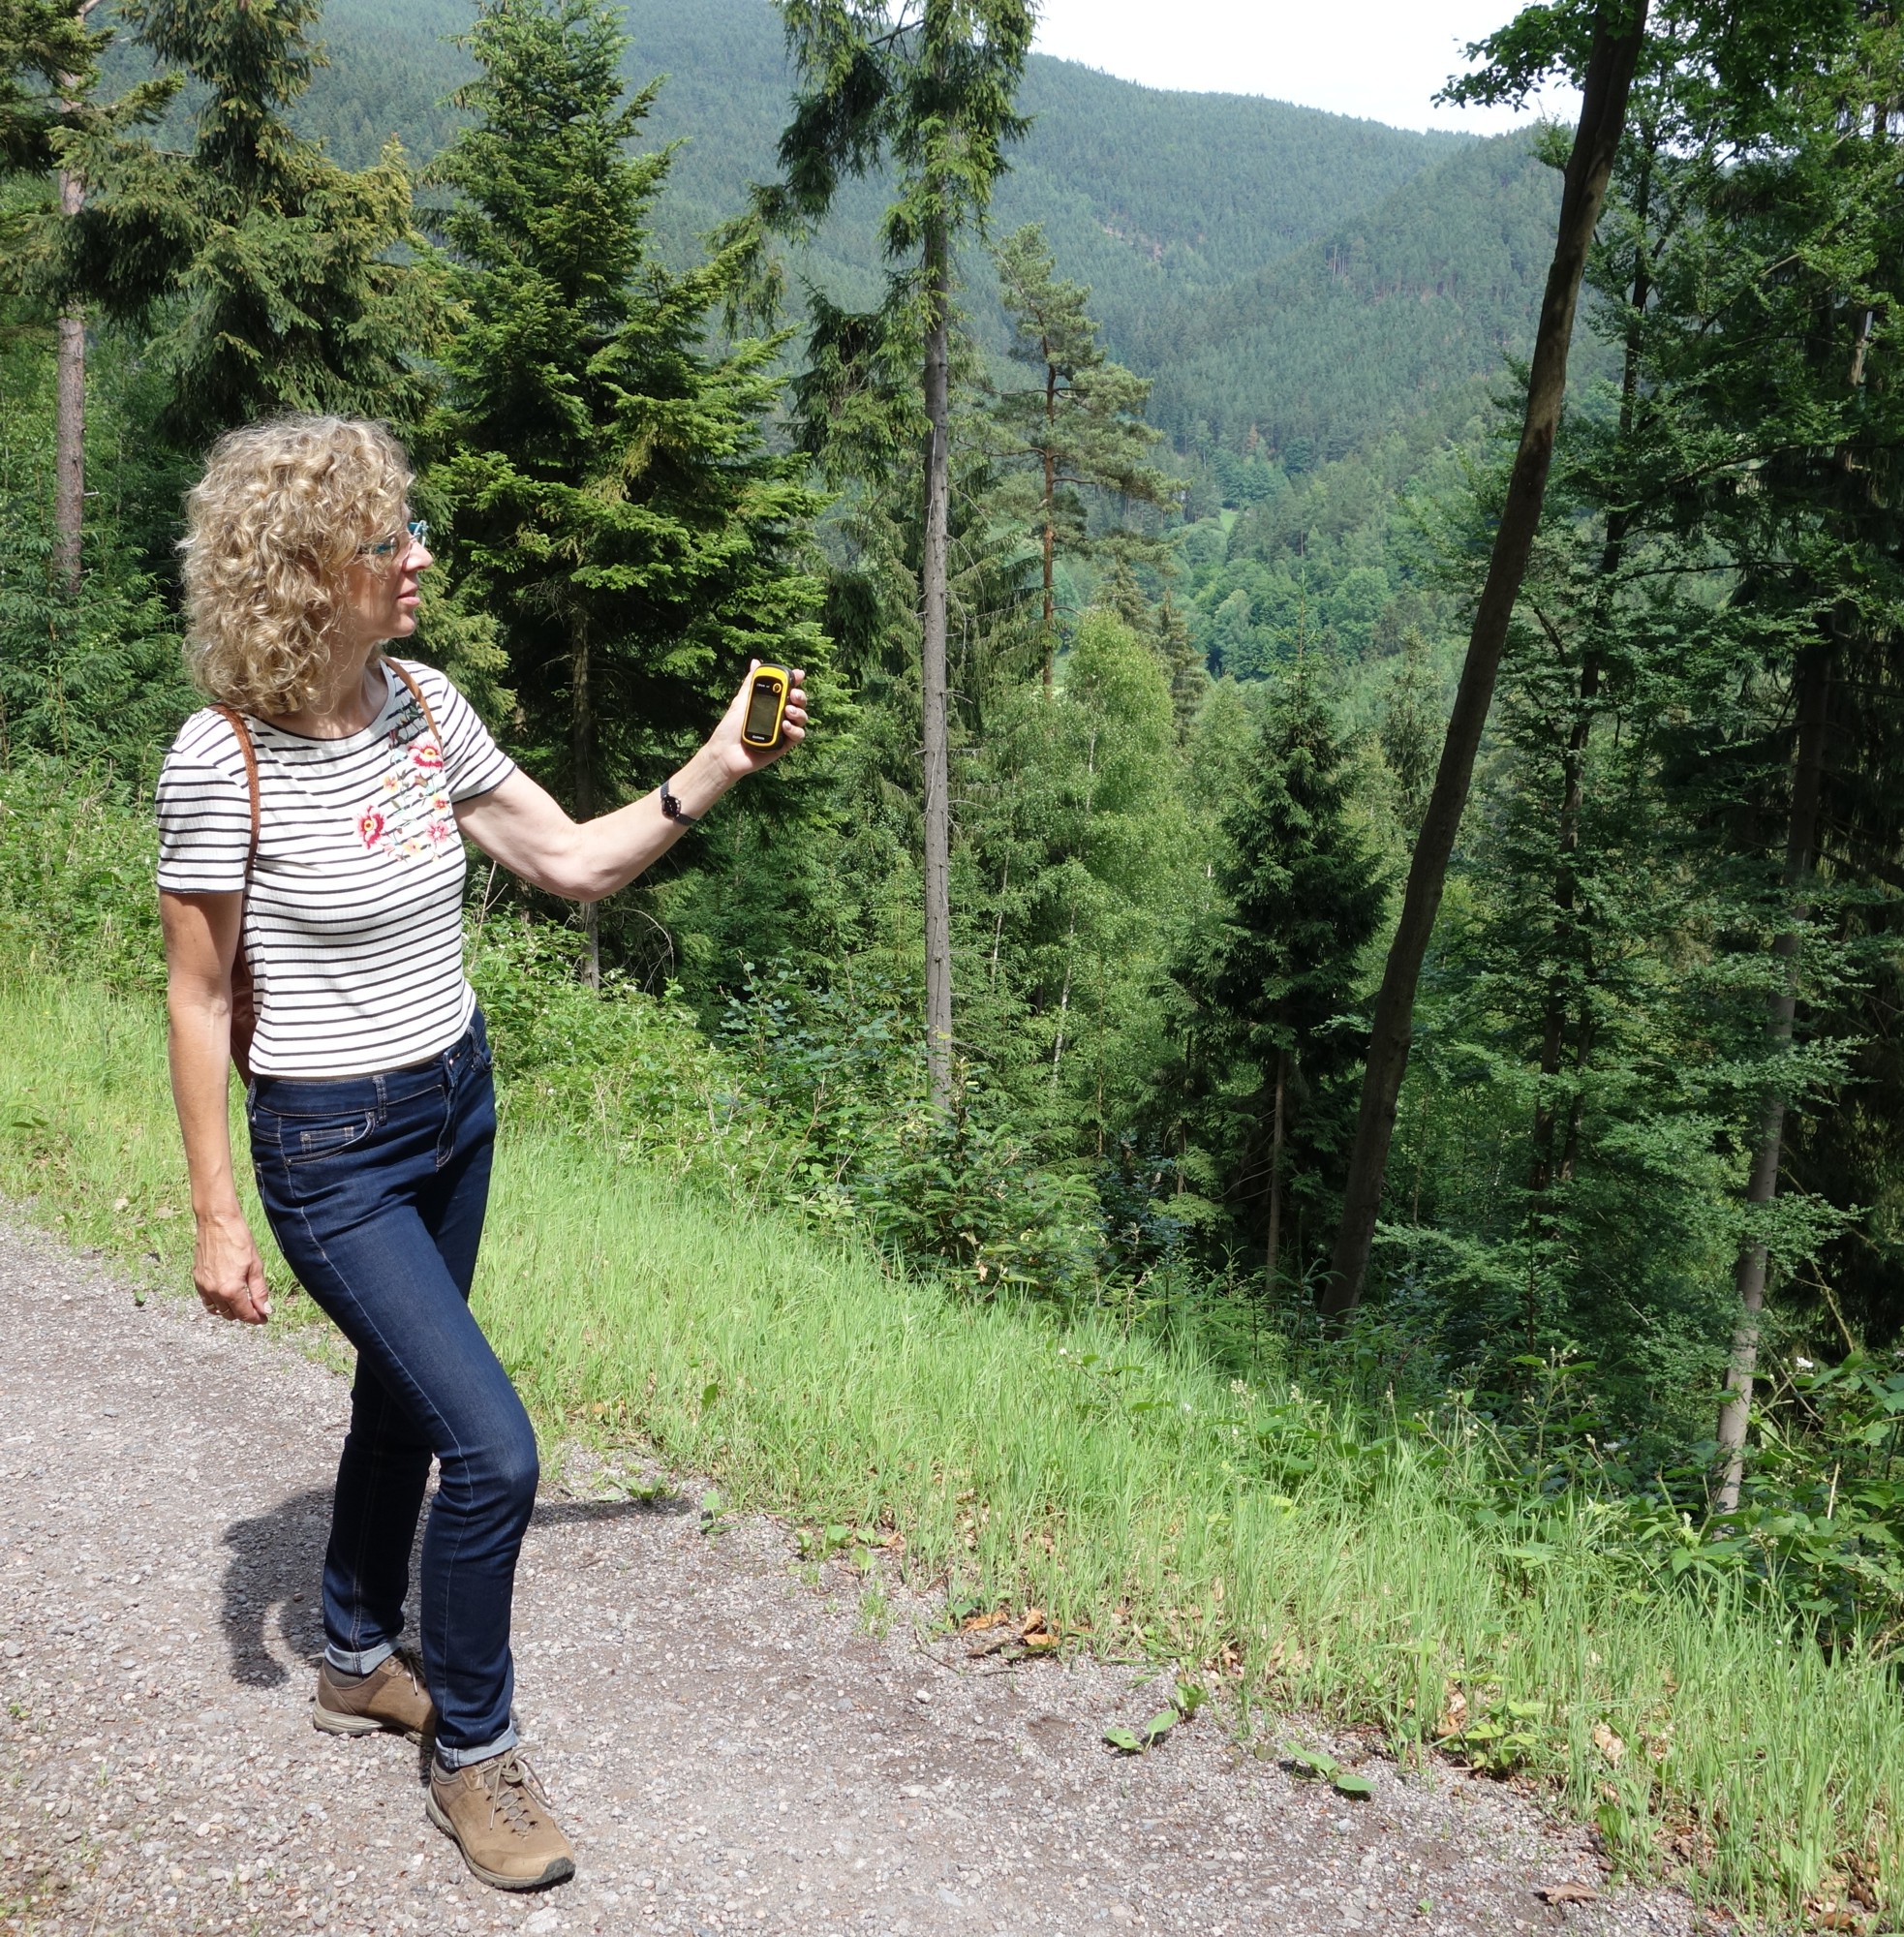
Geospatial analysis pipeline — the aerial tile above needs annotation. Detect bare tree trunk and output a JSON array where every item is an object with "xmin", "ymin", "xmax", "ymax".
[
  {"xmin": 53, "ymin": 10, "xmax": 100, "ymax": 596},
  {"xmin": 1049, "ymin": 905, "xmax": 1078, "ymax": 1086},
  {"xmin": 1322, "ymin": 4, "xmax": 1649, "ymax": 1320},
  {"xmin": 1041, "ymin": 353, "xmax": 1058, "ymax": 693},
  {"xmin": 571, "ymin": 623, "xmax": 599, "ymax": 991},
  {"xmin": 1713, "ymin": 646, "xmax": 1832, "ymax": 1513},
  {"xmin": 54, "ymin": 306, "xmax": 84, "ymax": 595},
  {"xmin": 1265, "ymin": 1047, "xmax": 1288, "ymax": 1297},
  {"xmin": 921, "ymin": 216, "xmax": 956, "ymax": 1106}
]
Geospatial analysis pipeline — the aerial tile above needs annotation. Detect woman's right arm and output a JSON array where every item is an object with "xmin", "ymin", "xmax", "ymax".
[{"xmin": 160, "ymin": 889, "xmax": 271, "ymax": 1325}]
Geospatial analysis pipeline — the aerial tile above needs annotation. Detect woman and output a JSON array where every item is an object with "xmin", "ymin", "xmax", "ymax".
[{"xmin": 157, "ymin": 414, "xmax": 806, "ymax": 1892}]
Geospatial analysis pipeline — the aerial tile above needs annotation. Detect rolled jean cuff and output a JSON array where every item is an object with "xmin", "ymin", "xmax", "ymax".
[
  {"xmin": 324, "ymin": 1640, "xmax": 396, "ymax": 1677},
  {"xmin": 434, "ymin": 1722, "xmax": 519, "ymax": 1772}
]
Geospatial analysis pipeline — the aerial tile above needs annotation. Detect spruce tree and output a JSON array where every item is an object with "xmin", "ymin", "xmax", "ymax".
[
  {"xmin": 56, "ymin": 0, "xmax": 434, "ymax": 448},
  {"xmin": 426, "ymin": 0, "xmax": 825, "ymax": 983},
  {"xmin": 1183, "ymin": 660, "xmax": 1386, "ymax": 1293},
  {"xmin": 0, "ymin": 0, "xmax": 101, "ymax": 174}
]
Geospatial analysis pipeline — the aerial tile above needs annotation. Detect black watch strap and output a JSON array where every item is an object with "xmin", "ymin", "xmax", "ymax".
[{"xmin": 660, "ymin": 776, "xmax": 697, "ymax": 826}]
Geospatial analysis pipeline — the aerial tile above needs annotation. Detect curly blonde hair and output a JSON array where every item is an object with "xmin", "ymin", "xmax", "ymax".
[{"xmin": 179, "ymin": 415, "xmax": 414, "ymax": 716}]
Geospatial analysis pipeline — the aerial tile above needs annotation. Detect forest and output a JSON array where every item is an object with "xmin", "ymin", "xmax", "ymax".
[{"xmin": 3, "ymin": 0, "xmax": 1904, "ymax": 1917}]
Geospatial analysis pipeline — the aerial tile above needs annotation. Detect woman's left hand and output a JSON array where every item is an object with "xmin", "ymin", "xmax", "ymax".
[{"xmin": 708, "ymin": 663, "xmax": 809, "ymax": 781}]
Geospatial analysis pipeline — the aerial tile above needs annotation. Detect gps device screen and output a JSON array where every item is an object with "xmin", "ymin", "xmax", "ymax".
[{"xmin": 743, "ymin": 673, "xmax": 784, "ymax": 744}]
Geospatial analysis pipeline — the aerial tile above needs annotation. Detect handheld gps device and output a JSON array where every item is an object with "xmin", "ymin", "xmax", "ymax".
[{"xmin": 740, "ymin": 664, "xmax": 792, "ymax": 750}]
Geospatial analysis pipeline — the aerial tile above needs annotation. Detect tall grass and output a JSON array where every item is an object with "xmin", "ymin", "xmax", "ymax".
[{"xmin": 2, "ymin": 958, "xmax": 1897, "ymax": 1919}]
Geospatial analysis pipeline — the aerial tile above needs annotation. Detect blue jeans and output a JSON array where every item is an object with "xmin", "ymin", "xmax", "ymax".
[{"xmin": 248, "ymin": 1012, "xmax": 535, "ymax": 1767}]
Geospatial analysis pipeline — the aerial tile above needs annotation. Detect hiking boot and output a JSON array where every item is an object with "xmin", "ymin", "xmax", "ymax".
[
  {"xmin": 427, "ymin": 1748, "xmax": 576, "ymax": 1891},
  {"xmin": 312, "ymin": 1649, "xmax": 435, "ymax": 1743}
]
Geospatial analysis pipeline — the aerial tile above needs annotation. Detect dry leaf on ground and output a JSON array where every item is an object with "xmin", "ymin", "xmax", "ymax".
[{"xmin": 1537, "ymin": 1882, "xmax": 1602, "ymax": 1905}]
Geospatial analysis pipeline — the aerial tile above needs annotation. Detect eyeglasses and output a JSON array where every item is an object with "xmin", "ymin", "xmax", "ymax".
[{"xmin": 358, "ymin": 519, "xmax": 431, "ymax": 560}]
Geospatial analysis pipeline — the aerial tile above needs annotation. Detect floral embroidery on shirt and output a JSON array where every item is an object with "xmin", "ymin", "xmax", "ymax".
[{"xmin": 355, "ymin": 734, "xmax": 455, "ymax": 860}]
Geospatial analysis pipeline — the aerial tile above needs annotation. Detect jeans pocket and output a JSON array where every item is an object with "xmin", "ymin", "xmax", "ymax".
[{"xmin": 284, "ymin": 1112, "xmax": 378, "ymax": 1165}]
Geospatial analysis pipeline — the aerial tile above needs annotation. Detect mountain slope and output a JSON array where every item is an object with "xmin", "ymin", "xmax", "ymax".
[
  {"xmin": 1145, "ymin": 129, "xmax": 1563, "ymax": 464},
  {"xmin": 114, "ymin": 0, "xmax": 1555, "ymax": 471}
]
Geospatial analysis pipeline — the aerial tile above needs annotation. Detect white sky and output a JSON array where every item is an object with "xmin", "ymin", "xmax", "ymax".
[{"xmin": 1032, "ymin": 0, "xmax": 1574, "ymax": 136}]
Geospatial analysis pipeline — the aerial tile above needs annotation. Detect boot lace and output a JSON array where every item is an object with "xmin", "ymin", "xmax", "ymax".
[{"xmin": 477, "ymin": 1750, "xmax": 553, "ymax": 1838}]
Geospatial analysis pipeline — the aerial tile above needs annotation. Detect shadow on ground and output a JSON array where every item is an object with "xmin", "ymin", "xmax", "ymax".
[{"xmin": 218, "ymin": 1482, "xmax": 691, "ymax": 1687}]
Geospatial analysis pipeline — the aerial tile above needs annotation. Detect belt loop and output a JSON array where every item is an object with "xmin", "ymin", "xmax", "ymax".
[{"xmin": 373, "ymin": 1072, "xmax": 387, "ymax": 1125}]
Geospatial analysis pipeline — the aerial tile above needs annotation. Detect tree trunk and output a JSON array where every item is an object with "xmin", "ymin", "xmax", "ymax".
[
  {"xmin": 1713, "ymin": 645, "xmax": 1831, "ymax": 1512},
  {"xmin": 1041, "ymin": 352, "xmax": 1058, "ymax": 693},
  {"xmin": 1321, "ymin": 4, "xmax": 1649, "ymax": 1320},
  {"xmin": 53, "ymin": 14, "xmax": 100, "ymax": 596},
  {"xmin": 1714, "ymin": 287, "xmax": 1878, "ymax": 1510},
  {"xmin": 1265, "ymin": 1046, "xmax": 1288, "ymax": 1297},
  {"xmin": 921, "ymin": 216, "xmax": 956, "ymax": 1106},
  {"xmin": 571, "ymin": 622, "xmax": 599, "ymax": 991},
  {"xmin": 54, "ymin": 303, "xmax": 84, "ymax": 595}
]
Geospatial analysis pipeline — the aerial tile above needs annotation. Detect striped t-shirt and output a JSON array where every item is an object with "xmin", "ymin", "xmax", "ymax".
[{"xmin": 156, "ymin": 659, "xmax": 516, "ymax": 1078}]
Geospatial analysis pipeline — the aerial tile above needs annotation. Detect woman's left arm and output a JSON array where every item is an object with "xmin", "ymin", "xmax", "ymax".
[{"xmin": 454, "ymin": 663, "xmax": 807, "ymax": 902}]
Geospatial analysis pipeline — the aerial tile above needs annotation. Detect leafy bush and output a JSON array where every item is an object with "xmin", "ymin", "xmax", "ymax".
[
  {"xmin": 717, "ymin": 961, "xmax": 1106, "ymax": 1300},
  {"xmin": 0, "ymin": 754, "xmax": 163, "ymax": 991}
]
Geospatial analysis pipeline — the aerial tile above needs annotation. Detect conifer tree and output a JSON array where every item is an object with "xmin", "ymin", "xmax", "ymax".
[
  {"xmin": 1377, "ymin": 628, "xmax": 1438, "ymax": 841},
  {"xmin": 735, "ymin": 0, "xmax": 1035, "ymax": 1108},
  {"xmin": 1, "ymin": 0, "xmax": 170, "ymax": 590},
  {"xmin": 0, "ymin": 0, "xmax": 100, "ymax": 174},
  {"xmin": 1639, "ymin": 21, "xmax": 1904, "ymax": 1507},
  {"xmin": 1157, "ymin": 593, "xmax": 1207, "ymax": 738},
  {"xmin": 990, "ymin": 223, "xmax": 1178, "ymax": 691},
  {"xmin": 1184, "ymin": 660, "xmax": 1386, "ymax": 1292},
  {"xmin": 56, "ymin": 0, "xmax": 434, "ymax": 449},
  {"xmin": 427, "ymin": 0, "xmax": 825, "ymax": 984},
  {"xmin": 1323, "ymin": 0, "xmax": 1651, "ymax": 1318}
]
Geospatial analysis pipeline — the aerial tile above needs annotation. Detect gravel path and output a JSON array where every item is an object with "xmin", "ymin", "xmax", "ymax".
[{"xmin": 0, "ymin": 1216, "xmax": 1702, "ymax": 1937}]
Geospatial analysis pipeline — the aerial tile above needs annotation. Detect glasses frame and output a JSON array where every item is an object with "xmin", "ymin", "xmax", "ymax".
[{"xmin": 358, "ymin": 519, "xmax": 431, "ymax": 561}]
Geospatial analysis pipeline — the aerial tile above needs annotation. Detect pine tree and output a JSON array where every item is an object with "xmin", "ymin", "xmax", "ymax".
[
  {"xmin": 1634, "ymin": 18, "xmax": 1904, "ymax": 1507},
  {"xmin": 56, "ymin": 0, "xmax": 435, "ymax": 448},
  {"xmin": 1183, "ymin": 659, "xmax": 1386, "ymax": 1293},
  {"xmin": 426, "ymin": 0, "xmax": 826, "ymax": 984},
  {"xmin": 989, "ymin": 222, "xmax": 1178, "ymax": 691}
]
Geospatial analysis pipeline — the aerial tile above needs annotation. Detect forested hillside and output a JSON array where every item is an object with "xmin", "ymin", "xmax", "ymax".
[
  {"xmin": 117, "ymin": 0, "xmax": 1551, "ymax": 482},
  {"xmin": 9, "ymin": 0, "xmax": 1904, "ymax": 1917},
  {"xmin": 257, "ymin": 0, "xmax": 1562, "ymax": 696}
]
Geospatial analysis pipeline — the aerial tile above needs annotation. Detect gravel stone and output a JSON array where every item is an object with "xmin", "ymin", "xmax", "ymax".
[{"xmin": 0, "ymin": 1214, "xmax": 1705, "ymax": 1936}]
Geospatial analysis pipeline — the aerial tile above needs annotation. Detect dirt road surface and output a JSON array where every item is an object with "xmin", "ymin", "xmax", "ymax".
[{"xmin": 0, "ymin": 1216, "xmax": 1699, "ymax": 1937}]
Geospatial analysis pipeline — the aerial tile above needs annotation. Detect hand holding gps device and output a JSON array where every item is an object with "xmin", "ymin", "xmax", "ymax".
[{"xmin": 741, "ymin": 663, "xmax": 792, "ymax": 750}]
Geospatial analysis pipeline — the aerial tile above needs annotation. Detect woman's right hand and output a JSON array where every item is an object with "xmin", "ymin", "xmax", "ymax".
[{"xmin": 194, "ymin": 1205, "xmax": 272, "ymax": 1325}]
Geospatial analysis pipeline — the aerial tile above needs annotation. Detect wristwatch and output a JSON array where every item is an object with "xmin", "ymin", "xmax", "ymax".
[{"xmin": 660, "ymin": 776, "xmax": 697, "ymax": 826}]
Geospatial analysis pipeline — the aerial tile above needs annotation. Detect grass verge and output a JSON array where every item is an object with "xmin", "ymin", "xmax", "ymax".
[{"xmin": 1, "ymin": 958, "xmax": 1897, "ymax": 1921}]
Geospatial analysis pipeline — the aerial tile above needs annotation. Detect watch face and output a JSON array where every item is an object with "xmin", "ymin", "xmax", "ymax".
[{"xmin": 744, "ymin": 675, "xmax": 784, "ymax": 742}]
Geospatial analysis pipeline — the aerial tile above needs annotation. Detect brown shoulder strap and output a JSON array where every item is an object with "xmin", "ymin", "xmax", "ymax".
[
  {"xmin": 387, "ymin": 657, "xmax": 443, "ymax": 746},
  {"xmin": 213, "ymin": 704, "xmax": 261, "ymax": 875}
]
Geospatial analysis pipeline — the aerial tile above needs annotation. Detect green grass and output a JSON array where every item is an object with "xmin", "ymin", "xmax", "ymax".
[{"xmin": 2, "ymin": 957, "xmax": 1899, "ymax": 1921}]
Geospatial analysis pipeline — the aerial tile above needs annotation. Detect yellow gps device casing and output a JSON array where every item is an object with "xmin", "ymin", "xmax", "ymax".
[{"xmin": 741, "ymin": 664, "xmax": 791, "ymax": 749}]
